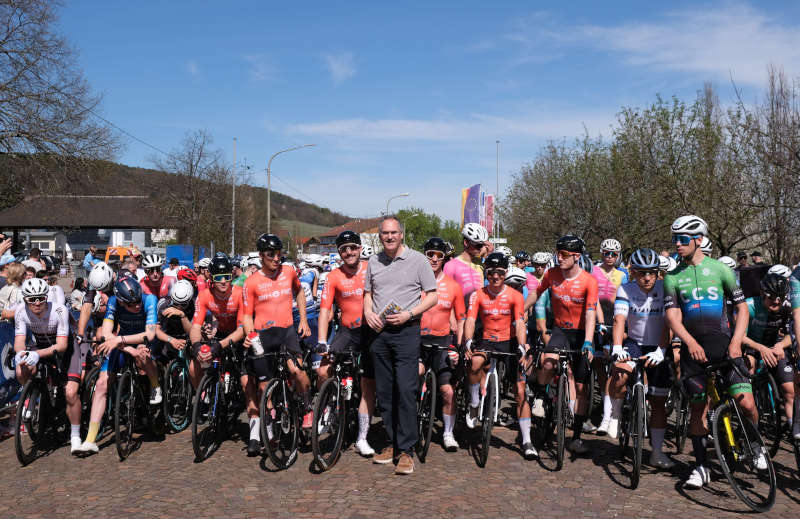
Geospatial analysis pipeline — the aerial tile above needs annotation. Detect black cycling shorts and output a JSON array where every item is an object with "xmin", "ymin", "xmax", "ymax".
[
  {"xmin": 246, "ymin": 327, "xmax": 303, "ymax": 382},
  {"xmin": 330, "ymin": 325, "xmax": 374, "ymax": 379},
  {"xmin": 420, "ymin": 334, "xmax": 455, "ymax": 386},
  {"xmin": 680, "ymin": 333, "xmax": 751, "ymax": 401},
  {"xmin": 547, "ymin": 327, "xmax": 591, "ymax": 384},
  {"xmin": 620, "ymin": 338, "xmax": 673, "ymax": 396},
  {"xmin": 745, "ymin": 347, "xmax": 796, "ymax": 385}
]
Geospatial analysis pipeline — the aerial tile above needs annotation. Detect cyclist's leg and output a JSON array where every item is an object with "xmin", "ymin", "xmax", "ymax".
[
  {"xmin": 608, "ymin": 339, "xmax": 638, "ymax": 426},
  {"xmin": 644, "ymin": 348, "xmax": 673, "ymax": 461},
  {"xmin": 680, "ymin": 340, "xmax": 711, "ymax": 477},
  {"xmin": 357, "ymin": 327, "xmax": 376, "ymax": 452},
  {"xmin": 726, "ymin": 356, "xmax": 757, "ymax": 423},
  {"xmin": 81, "ymin": 351, "xmax": 121, "ymax": 449},
  {"xmin": 436, "ymin": 345, "xmax": 457, "ymax": 435},
  {"xmin": 769, "ymin": 355, "xmax": 794, "ymax": 423},
  {"xmin": 65, "ymin": 338, "xmax": 85, "ymax": 441}
]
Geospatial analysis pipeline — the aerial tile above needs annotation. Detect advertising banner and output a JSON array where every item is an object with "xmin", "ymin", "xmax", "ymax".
[
  {"xmin": 462, "ymin": 184, "xmax": 481, "ymax": 225},
  {"xmin": 0, "ymin": 321, "xmax": 20, "ymax": 412}
]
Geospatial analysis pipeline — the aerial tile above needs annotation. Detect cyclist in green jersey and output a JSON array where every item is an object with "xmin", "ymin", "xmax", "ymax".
[{"xmin": 663, "ymin": 215, "xmax": 762, "ymax": 489}]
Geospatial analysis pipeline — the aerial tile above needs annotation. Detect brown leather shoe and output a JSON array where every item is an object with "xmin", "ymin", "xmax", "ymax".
[
  {"xmin": 373, "ymin": 446, "xmax": 394, "ymax": 465},
  {"xmin": 394, "ymin": 452, "xmax": 414, "ymax": 475}
]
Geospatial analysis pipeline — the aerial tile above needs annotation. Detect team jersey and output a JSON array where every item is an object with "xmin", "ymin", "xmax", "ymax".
[
  {"xmin": 14, "ymin": 302, "xmax": 70, "ymax": 346},
  {"xmin": 744, "ymin": 296, "xmax": 791, "ymax": 346},
  {"xmin": 614, "ymin": 281, "xmax": 665, "ymax": 346},
  {"xmin": 141, "ymin": 275, "xmax": 174, "ymax": 299},
  {"xmin": 789, "ymin": 266, "xmax": 800, "ymax": 310},
  {"xmin": 525, "ymin": 272, "xmax": 541, "ymax": 294},
  {"xmin": 467, "ymin": 286, "xmax": 525, "ymax": 342},
  {"xmin": 193, "ymin": 286, "xmax": 244, "ymax": 336},
  {"xmin": 104, "ymin": 293, "xmax": 158, "ymax": 335},
  {"xmin": 47, "ymin": 284, "xmax": 66, "ymax": 306},
  {"xmin": 443, "ymin": 256, "xmax": 484, "ymax": 301},
  {"xmin": 320, "ymin": 261, "xmax": 366, "ymax": 329},
  {"xmin": 536, "ymin": 268, "xmax": 599, "ymax": 330},
  {"xmin": 157, "ymin": 298, "xmax": 195, "ymax": 338},
  {"xmin": 232, "ymin": 273, "xmax": 247, "ymax": 287},
  {"xmin": 534, "ymin": 288, "xmax": 551, "ymax": 321},
  {"xmin": 197, "ymin": 277, "xmax": 208, "ymax": 293},
  {"xmin": 593, "ymin": 267, "xmax": 628, "ymax": 303},
  {"xmin": 316, "ymin": 271, "xmax": 329, "ymax": 300},
  {"xmin": 243, "ymin": 266, "xmax": 301, "ymax": 330},
  {"xmin": 421, "ymin": 273, "xmax": 466, "ymax": 337},
  {"xmin": 293, "ymin": 268, "xmax": 318, "ymax": 321},
  {"xmin": 663, "ymin": 256, "xmax": 744, "ymax": 337}
]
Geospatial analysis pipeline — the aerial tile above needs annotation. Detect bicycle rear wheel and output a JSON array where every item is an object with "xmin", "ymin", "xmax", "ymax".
[
  {"xmin": 555, "ymin": 374, "xmax": 568, "ymax": 471},
  {"xmin": 477, "ymin": 373, "xmax": 496, "ymax": 468},
  {"xmin": 192, "ymin": 372, "xmax": 224, "ymax": 461},
  {"xmin": 416, "ymin": 369, "xmax": 437, "ymax": 462},
  {"xmin": 753, "ymin": 373, "xmax": 782, "ymax": 458},
  {"xmin": 712, "ymin": 400, "xmax": 776, "ymax": 513},
  {"xmin": 311, "ymin": 376, "xmax": 345, "ymax": 471},
  {"xmin": 261, "ymin": 378, "xmax": 299, "ymax": 469},
  {"xmin": 163, "ymin": 358, "xmax": 192, "ymax": 432},
  {"xmin": 14, "ymin": 381, "xmax": 45, "ymax": 465},
  {"xmin": 631, "ymin": 384, "xmax": 645, "ymax": 489},
  {"xmin": 114, "ymin": 371, "xmax": 138, "ymax": 461}
]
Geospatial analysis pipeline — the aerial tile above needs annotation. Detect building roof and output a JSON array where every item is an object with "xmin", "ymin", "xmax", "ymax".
[
  {"xmin": 318, "ymin": 217, "xmax": 382, "ymax": 238},
  {"xmin": 0, "ymin": 195, "xmax": 169, "ymax": 229}
]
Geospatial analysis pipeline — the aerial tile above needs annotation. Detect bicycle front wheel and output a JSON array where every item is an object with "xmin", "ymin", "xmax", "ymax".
[
  {"xmin": 191, "ymin": 372, "xmax": 223, "ymax": 461},
  {"xmin": 631, "ymin": 384, "xmax": 646, "ymax": 489},
  {"xmin": 555, "ymin": 374, "xmax": 568, "ymax": 471},
  {"xmin": 416, "ymin": 369, "xmax": 437, "ymax": 462},
  {"xmin": 114, "ymin": 371, "xmax": 138, "ymax": 461},
  {"xmin": 712, "ymin": 400, "xmax": 776, "ymax": 513},
  {"xmin": 164, "ymin": 358, "xmax": 192, "ymax": 432},
  {"xmin": 311, "ymin": 376, "xmax": 345, "ymax": 471},
  {"xmin": 15, "ymin": 380, "xmax": 45, "ymax": 465},
  {"xmin": 753, "ymin": 373, "xmax": 782, "ymax": 458},
  {"xmin": 477, "ymin": 373, "xmax": 496, "ymax": 468},
  {"xmin": 261, "ymin": 378, "xmax": 299, "ymax": 469}
]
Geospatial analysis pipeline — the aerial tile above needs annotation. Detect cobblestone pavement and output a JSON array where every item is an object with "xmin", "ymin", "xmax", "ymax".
[{"xmin": 1, "ymin": 403, "xmax": 798, "ymax": 519}]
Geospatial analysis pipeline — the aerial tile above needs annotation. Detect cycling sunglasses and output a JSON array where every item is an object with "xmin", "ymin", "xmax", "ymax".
[
  {"xmin": 486, "ymin": 268, "xmax": 506, "ymax": 277},
  {"xmin": 338, "ymin": 244, "xmax": 360, "ymax": 254},
  {"xmin": 425, "ymin": 250, "xmax": 444, "ymax": 260},
  {"xmin": 24, "ymin": 296, "xmax": 46, "ymax": 304},
  {"xmin": 672, "ymin": 234, "xmax": 699, "ymax": 246},
  {"xmin": 634, "ymin": 269, "xmax": 659, "ymax": 277},
  {"xmin": 533, "ymin": 263, "xmax": 548, "ymax": 268},
  {"xmin": 764, "ymin": 292, "xmax": 784, "ymax": 302},
  {"xmin": 602, "ymin": 251, "xmax": 619, "ymax": 258},
  {"xmin": 466, "ymin": 240, "xmax": 485, "ymax": 249},
  {"xmin": 146, "ymin": 267, "xmax": 161, "ymax": 274},
  {"xmin": 212, "ymin": 273, "xmax": 232, "ymax": 283},
  {"xmin": 556, "ymin": 250, "xmax": 578, "ymax": 260}
]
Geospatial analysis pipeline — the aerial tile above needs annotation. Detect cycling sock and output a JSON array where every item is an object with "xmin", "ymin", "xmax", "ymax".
[
  {"xmin": 70, "ymin": 424, "xmax": 81, "ymax": 439},
  {"xmin": 519, "ymin": 417, "xmax": 531, "ymax": 444},
  {"xmin": 443, "ymin": 413, "xmax": 455, "ymax": 435},
  {"xmin": 650, "ymin": 427, "xmax": 665, "ymax": 453},
  {"xmin": 469, "ymin": 383, "xmax": 480, "ymax": 407},
  {"xmin": 691, "ymin": 435, "xmax": 707, "ymax": 466},
  {"xmin": 610, "ymin": 398, "xmax": 623, "ymax": 419},
  {"xmin": 569, "ymin": 399, "xmax": 576, "ymax": 415},
  {"xmin": 602, "ymin": 393, "xmax": 612, "ymax": 420},
  {"xmin": 85, "ymin": 422, "xmax": 100, "ymax": 444},
  {"xmin": 147, "ymin": 373, "xmax": 159, "ymax": 388},
  {"xmin": 358, "ymin": 413, "xmax": 370, "ymax": 442},
  {"xmin": 573, "ymin": 415, "xmax": 585, "ymax": 441},
  {"xmin": 249, "ymin": 417, "xmax": 260, "ymax": 442}
]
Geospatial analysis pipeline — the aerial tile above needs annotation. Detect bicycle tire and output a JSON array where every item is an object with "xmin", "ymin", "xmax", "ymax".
[
  {"xmin": 191, "ymin": 372, "xmax": 223, "ymax": 461},
  {"xmin": 477, "ymin": 373, "xmax": 496, "ymax": 468},
  {"xmin": 80, "ymin": 366, "xmax": 99, "ymax": 438},
  {"xmin": 631, "ymin": 384, "xmax": 645, "ymax": 489},
  {"xmin": 619, "ymin": 393, "xmax": 631, "ymax": 457},
  {"xmin": 587, "ymin": 366, "xmax": 597, "ymax": 423},
  {"xmin": 753, "ymin": 372, "xmax": 782, "ymax": 458},
  {"xmin": 163, "ymin": 358, "xmax": 192, "ymax": 432},
  {"xmin": 416, "ymin": 369, "xmax": 437, "ymax": 462},
  {"xmin": 556, "ymin": 374, "xmax": 568, "ymax": 471},
  {"xmin": 712, "ymin": 400, "xmax": 776, "ymax": 513},
  {"xmin": 261, "ymin": 378, "xmax": 299, "ymax": 470},
  {"xmin": 14, "ymin": 381, "xmax": 44, "ymax": 466},
  {"xmin": 114, "ymin": 371, "xmax": 137, "ymax": 461},
  {"xmin": 311, "ymin": 376, "xmax": 345, "ymax": 471},
  {"xmin": 793, "ymin": 436, "xmax": 800, "ymax": 476}
]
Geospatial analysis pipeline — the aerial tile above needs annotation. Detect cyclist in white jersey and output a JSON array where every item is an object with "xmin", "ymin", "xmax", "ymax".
[{"xmin": 608, "ymin": 249, "xmax": 674, "ymax": 469}]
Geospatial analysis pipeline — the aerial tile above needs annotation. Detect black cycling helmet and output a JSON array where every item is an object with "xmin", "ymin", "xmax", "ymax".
[
  {"xmin": 209, "ymin": 252, "xmax": 232, "ymax": 275},
  {"xmin": 335, "ymin": 230, "xmax": 361, "ymax": 248},
  {"xmin": 556, "ymin": 234, "xmax": 585, "ymax": 253},
  {"xmin": 514, "ymin": 250, "xmax": 530, "ymax": 262},
  {"xmin": 760, "ymin": 273, "xmax": 788, "ymax": 298},
  {"xmin": 484, "ymin": 252, "xmax": 509, "ymax": 271},
  {"xmin": 256, "ymin": 233, "xmax": 283, "ymax": 252},
  {"xmin": 423, "ymin": 237, "xmax": 448, "ymax": 253},
  {"xmin": 114, "ymin": 277, "xmax": 142, "ymax": 305}
]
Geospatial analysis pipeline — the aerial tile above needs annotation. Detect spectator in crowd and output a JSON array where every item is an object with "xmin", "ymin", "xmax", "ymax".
[
  {"xmin": 0, "ymin": 262, "xmax": 24, "ymax": 320},
  {"xmin": 23, "ymin": 247, "xmax": 45, "ymax": 272},
  {"xmin": 23, "ymin": 266, "xmax": 36, "ymax": 280},
  {"xmin": 82, "ymin": 245, "xmax": 100, "ymax": 275},
  {"xmin": 736, "ymin": 252, "xmax": 748, "ymax": 269},
  {"xmin": 71, "ymin": 278, "xmax": 86, "ymax": 311},
  {"xmin": 163, "ymin": 257, "xmax": 181, "ymax": 278},
  {"xmin": 130, "ymin": 250, "xmax": 146, "ymax": 280},
  {"xmin": 0, "ymin": 252, "xmax": 16, "ymax": 290},
  {"xmin": 751, "ymin": 251, "xmax": 765, "ymax": 265}
]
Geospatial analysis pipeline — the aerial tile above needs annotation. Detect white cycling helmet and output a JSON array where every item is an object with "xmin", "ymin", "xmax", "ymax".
[
  {"xmin": 461, "ymin": 223, "xmax": 488, "ymax": 243},
  {"xmin": 198, "ymin": 257, "xmax": 211, "ymax": 268},
  {"xmin": 247, "ymin": 256, "xmax": 262, "ymax": 268},
  {"xmin": 360, "ymin": 245, "xmax": 374, "ymax": 259},
  {"xmin": 495, "ymin": 245, "xmax": 512, "ymax": 258},
  {"xmin": 142, "ymin": 254, "xmax": 164, "ymax": 269},
  {"xmin": 666, "ymin": 256, "xmax": 678, "ymax": 272},
  {"xmin": 504, "ymin": 266, "xmax": 527, "ymax": 287},
  {"xmin": 21, "ymin": 278, "xmax": 49, "ymax": 298},
  {"xmin": 671, "ymin": 215, "xmax": 708, "ymax": 237},
  {"xmin": 658, "ymin": 255, "xmax": 670, "ymax": 272},
  {"xmin": 531, "ymin": 252, "xmax": 549, "ymax": 265},
  {"xmin": 718, "ymin": 256, "xmax": 736, "ymax": 270},
  {"xmin": 600, "ymin": 238, "xmax": 621, "ymax": 253},
  {"xmin": 170, "ymin": 279, "xmax": 194, "ymax": 306},
  {"xmin": 699, "ymin": 236, "xmax": 712, "ymax": 255},
  {"xmin": 768, "ymin": 264, "xmax": 792, "ymax": 278},
  {"xmin": 239, "ymin": 257, "xmax": 249, "ymax": 269},
  {"xmin": 88, "ymin": 262, "xmax": 115, "ymax": 292}
]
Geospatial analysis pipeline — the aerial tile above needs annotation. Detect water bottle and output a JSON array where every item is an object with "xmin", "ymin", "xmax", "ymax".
[
  {"xmin": 343, "ymin": 376, "xmax": 353, "ymax": 400},
  {"xmin": 199, "ymin": 344, "xmax": 211, "ymax": 369},
  {"xmin": 248, "ymin": 331, "xmax": 264, "ymax": 356},
  {"xmin": 224, "ymin": 371, "xmax": 231, "ymax": 393}
]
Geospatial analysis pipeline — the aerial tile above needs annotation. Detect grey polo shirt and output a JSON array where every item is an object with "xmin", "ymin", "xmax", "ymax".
[{"xmin": 365, "ymin": 245, "xmax": 436, "ymax": 317}]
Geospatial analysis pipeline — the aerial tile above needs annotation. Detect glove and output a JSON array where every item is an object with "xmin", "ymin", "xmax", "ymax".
[
  {"xmin": 24, "ymin": 350, "xmax": 40, "ymax": 367},
  {"xmin": 447, "ymin": 346, "xmax": 459, "ymax": 366},
  {"xmin": 644, "ymin": 347, "xmax": 665, "ymax": 365},
  {"xmin": 14, "ymin": 351, "xmax": 26, "ymax": 366},
  {"xmin": 465, "ymin": 339, "xmax": 473, "ymax": 352},
  {"xmin": 581, "ymin": 340, "xmax": 594, "ymax": 355},
  {"xmin": 518, "ymin": 343, "xmax": 529, "ymax": 356},
  {"xmin": 612, "ymin": 344, "xmax": 629, "ymax": 361},
  {"xmin": 316, "ymin": 341, "xmax": 330, "ymax": 355},
  {"xmin": 597, "ymin": 324, "xmax": 609, "ymax": 335}
]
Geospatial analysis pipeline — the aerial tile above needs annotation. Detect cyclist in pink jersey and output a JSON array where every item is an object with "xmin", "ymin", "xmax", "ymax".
[{"xmin": 443, "ymin": 223, "xmax": 491, "ymax": 303}]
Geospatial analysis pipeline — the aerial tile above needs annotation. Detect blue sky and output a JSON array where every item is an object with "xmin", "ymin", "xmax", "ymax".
[{"xmin": 58, "ymin": 1, "xmax": 800, "ymax": 221}]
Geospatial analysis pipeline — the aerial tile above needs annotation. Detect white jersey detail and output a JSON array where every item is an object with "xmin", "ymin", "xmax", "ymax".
[{"xmin": 614, "ymin": 281, "xmax": 665, "ymax": 346}]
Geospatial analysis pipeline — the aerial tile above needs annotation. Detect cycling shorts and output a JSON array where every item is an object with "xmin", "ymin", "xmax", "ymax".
[
  {"xmin": 30, "ymin": 338, "xmax": 73, "ymax": 380},
  {"xmin": 246, "ymin": 327, "xmax": 303, "ymax": 383},
  {"xmin": 100, "ymin": 349, "xmax": 126, "ymax": 374},
  {"xmin": 745, "ymin": 347, "xmax": 795, "ymax": 385},
  {"xmin": 680, "ymin": 333, "xmax": 751, "ymax": 401},
  {"xmin": 330, "ymin": 325, "xmax": 373, "ymax": 379},
  {"xmin": 619, "ymin": 338, "xmax": 673, "ymax": 396},
  {"xmin": 476, "ymin": 339, "xmax": 522, "ymax": 383},
  {"xmin": 66, "ymin": 337, "xmax": 87, "ymax": 383},
  {"xmin": 420, "ymin": 334, "xmax": 455, "ymax": 386},
  {"xmin": 546, "ymin": 327, "xmax": 591, "ymax": 384}
]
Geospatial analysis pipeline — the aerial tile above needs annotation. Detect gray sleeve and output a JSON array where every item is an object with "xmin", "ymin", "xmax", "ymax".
[
  {"xmin": 417, "ymin": 254, "xmax": 437, "ymax": 292},
  {"xmin": 364, "ymin": 257, "xmax": 373, "ymax": 292}
]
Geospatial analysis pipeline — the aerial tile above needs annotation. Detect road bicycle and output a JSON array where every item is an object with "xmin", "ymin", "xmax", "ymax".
[
  {"xmin": 471, "ymin": 348, "xmax": 519, "ymax": 468},
  {"xmin": 162, "ymin": 335, "xmax": 193, "ymax": 433},
  {"xmin": 616, "ymin": 357, "xmax": 648, "ymax": 489},
  {"xmin": 14, "ymin": 356, "xmax": 67, "ymax": 465},
  {"xmin": 530, "ymin": 345, "xmax": 571, "ymax": 471}
]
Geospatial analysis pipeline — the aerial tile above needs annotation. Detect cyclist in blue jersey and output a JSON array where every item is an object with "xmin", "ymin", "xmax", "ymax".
[{"xmin": 74, "ymin": 277, "xmax": 160, "ymax": 456}]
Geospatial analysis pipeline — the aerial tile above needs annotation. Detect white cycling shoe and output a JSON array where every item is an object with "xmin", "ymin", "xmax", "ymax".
[
  {"xmin": 683, "ymin": 466, "xmax": 711, "ymax": 489},
  {"xmin": 354, "ymin": 439, "xmax": 375, "ymax": 457},
  {"xmin": 442, "ymin": 433, "xmax": 459, "ymax": 452}
]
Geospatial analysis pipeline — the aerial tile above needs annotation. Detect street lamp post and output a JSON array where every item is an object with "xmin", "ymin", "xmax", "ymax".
[
  {"xmin": 267, "ymin": 144, "xmax": 316, "ymax": 233},
  {"xmin": 385, "ymin": 192, "xmax": 409, "ymax": 216}
]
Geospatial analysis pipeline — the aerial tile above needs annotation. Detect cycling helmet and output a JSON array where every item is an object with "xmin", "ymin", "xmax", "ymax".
[
  {"xmin": 658, "ymin": 255, "xmax": 670, "ymax": 272},
  {"xmin": 515, "ymin": 250, "xmax": 530, "ymax": 263},
  {"xmin": 177, "ymin": 268, "xmax": 197, "ymax": 284},
  {"xmin": 629, "ymin": 248, "xmax": 660, "ymax": 270},
  {"xmin": 256, "ymin": 233, "xmax": 283, "ymax": 252},
  {"xmin": 768, "ymin": 264, "xmax": 792, "ymax": 278},
  {"xmin": 495, "ymin": 245, "xmax": 513, "ymax": 258},
  {"xmin": 760, "ymin": 273, "xmax": 788, "ymax": 298},
  {"xmin": 444, "ymin": 241, "xmax": 455, "ymax": 258},
  {"xmin": 671, "ymin": 215, "xmax": 708, "ymax": 237},
  {"xmin": 142, "ymin": 254, "xmax": 164, "ymax": 269},
  {"xmin": 600, "ymin": 238, "xmax": 622, "ymax": 253},
  {"xmin": 198, "ymin": 257, "xmax": 211, "ymax": 269},
  {"xmin": 531, "ymin": 252, "xmax": 550, "ymax": 265},
  {"xmin": 700, "ymin": 236, "xmax": 712, "ymax": 255},
  {"xmin": 577, "ymin": 253, "xmax": 593, "ymax": 273},
  {"xmin": 335, "ymin": 230, "xmax": 361, "ymax": 248},
  {"xmin": 114, "ymin": 277, "xmax": 142, "ymax": 305},
  {"xmin": 88, "ymin": 262, "xmax": 114, "ymax": 292},
  {"xmin": 718, "ymin": 256, "xmax": 736, "ymax": 270},
  {"xmin": 21, "ymin": 278, "xmax": 49, "ymax": 298},
  {"xmin": 556, "ymin": 234, "xmax": 585, "ymax": 253},
  {"xmin": 504, "ymin": 266, "xmax": 527, "ymax": 287},
  {"xmin": 117, "ymin": 269, "xmax": 134, "ymax": 281},
  {"xmin": 461, "ymin": 223, "xmax": 488, "ymax": 243},
  {"xmin": 210, "ymin": 253, "xmax": 233, "ymax": 275},
  {"xmin": 239, "ymin": 257, "xmax": 249, "ymax": 269},
  {"xmin": 360, "ymin": 245, "xmax": 374, "ymax": 259},
  {"xmin": 508, "ymin": 256, "xmax": 517, "ymax": 265},
  {"xmin": 666, "ymin": 256, "xmax": 678, "ymax": 272},
  {"xmin": 423, "ymin": 237, "xmax": 448, "ymax": 253},
  {"xmin": 484, "ymin": 252, "xmax": 509, "ymax": 271},
  {"xmin": 170, "ymin": 279, "xmax": 194, "ymax": 306},
  {"xmin": 247, "ymin": 256, "xmax": 262, "ymax": 268}
]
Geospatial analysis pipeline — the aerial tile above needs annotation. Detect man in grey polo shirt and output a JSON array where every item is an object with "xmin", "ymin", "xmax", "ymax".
[{"xmin": 364, "ymin": 216, "xmax": 437, "ymax": 475}]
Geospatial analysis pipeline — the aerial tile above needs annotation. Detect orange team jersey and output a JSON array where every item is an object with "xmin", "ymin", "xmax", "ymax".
[
  {"xmin": 535, "ymin": 268, "xmax": 598, "ymax": 330},
  {"xmin": 242, "ymin": 266, "xmax": 301, "ymax": 330},
  {"xmin": 421, "ymin": 273, "xmax": 466, "ymax": 337},
  {"xmin": 320, "ymin": 261, "xmax": 367, "ymax": 329},
  {"xmin": 467, "ymin": 286, "xmax": 524, "ymax": 342},
  {"xmin": 192, "ymin": 285, "xmax": 244, "ymax": 335}
]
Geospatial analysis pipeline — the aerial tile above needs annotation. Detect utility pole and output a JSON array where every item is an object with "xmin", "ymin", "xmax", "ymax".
[
  {"xmin": 495, "ymin": 140, "xmax": 500, "ymax": 238},
  {"xmin": 231, "ymin": 137, "xmax": 236, "ymax": 255}
]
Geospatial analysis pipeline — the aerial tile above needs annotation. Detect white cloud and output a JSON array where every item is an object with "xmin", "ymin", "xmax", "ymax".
[
  {"xmin": 323, "ymin": 52, "xmax": 356, "ymax": 83},
  {"xmin": 243, "ymin": 54, "xmax": 277, "ymax": 82},
  {"xmin": 186, "ymin": 60, "xmax": 199, "ymax": 76}
]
